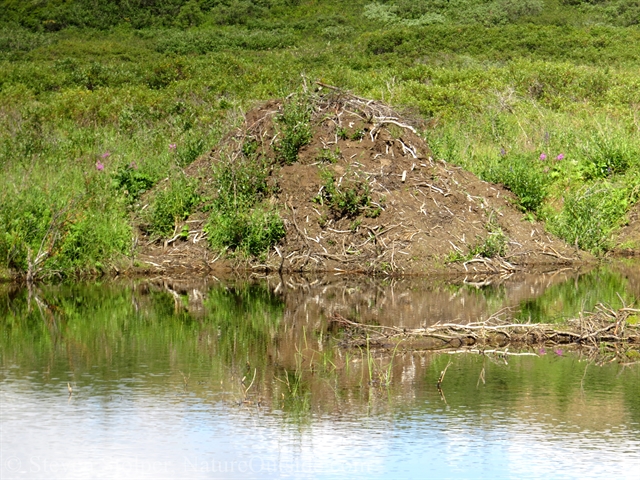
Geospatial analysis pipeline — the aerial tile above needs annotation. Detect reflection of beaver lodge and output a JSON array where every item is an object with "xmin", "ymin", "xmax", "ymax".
[
  {"xmin": 332, "ymin": 304, "xmax": 640, "ymax": 363},
  {"xmin": 139, "ymin": 84, "xmax": 588, "ymax": 275}
]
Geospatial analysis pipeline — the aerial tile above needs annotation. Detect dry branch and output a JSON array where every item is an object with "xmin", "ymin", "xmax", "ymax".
[{"xmin": 331, "ymin": 306, "xmax": 640, "ymax": 358}]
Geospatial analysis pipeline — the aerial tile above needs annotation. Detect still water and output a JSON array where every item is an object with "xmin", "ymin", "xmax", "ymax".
[{"xmin": 2, "ymin": 265, "xmax": 640, "ymax": 479}]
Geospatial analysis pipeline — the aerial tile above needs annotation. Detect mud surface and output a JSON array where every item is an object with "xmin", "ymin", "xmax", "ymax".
[{"xmin": 137, "ymin": 90, "xmax": 592, "ymax": 275}]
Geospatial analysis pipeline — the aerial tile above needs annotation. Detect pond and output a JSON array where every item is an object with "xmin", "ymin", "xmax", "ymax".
[{"xmin": 2, "ymin": 264, "xmax": 640, "ymax": 479}]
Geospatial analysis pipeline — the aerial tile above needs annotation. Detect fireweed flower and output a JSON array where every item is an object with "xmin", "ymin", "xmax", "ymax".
[
  {"xmin": 539, "ymin": 153, "xmax": 547, "ymax": 161},
  {"xmin": 556, "ymin": 153, "xmax": 565, "ymax": 161},
  {"xmin": 96, "ymin": 160, "xmax": 105, "ymax": 171},
  {"xmin": 538, "ymin": 348, "xmax": 546, "ymax": 355},
  {"xmin": 555, "ymin": 349, "xmax": 563, "ymax": 356},
  {"xmin": 101, "ymin": 151, "xmax": 111, "ymax": 159},
  {"xmin": 169, "ymin": 143, "xmax": 177, "ymax": 150}
]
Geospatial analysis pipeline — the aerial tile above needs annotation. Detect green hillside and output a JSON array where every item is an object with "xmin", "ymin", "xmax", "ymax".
[{"xmin": 2, "ymin": 0, "xmax": 640, "ymax": 279}]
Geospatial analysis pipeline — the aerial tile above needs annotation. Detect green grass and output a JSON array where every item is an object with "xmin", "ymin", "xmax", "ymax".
[{"xmin": 2, "ymin": 0, "xmax": 640, "ymax": 278}]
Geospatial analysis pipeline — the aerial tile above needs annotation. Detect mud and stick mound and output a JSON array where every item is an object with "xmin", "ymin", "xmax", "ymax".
[{"xmin": 138, "ymin": 88, "xmax": 588, "ymax": 275}]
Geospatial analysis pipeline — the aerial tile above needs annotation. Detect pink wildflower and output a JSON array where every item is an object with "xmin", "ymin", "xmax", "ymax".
[
  {"xmin": 556, "ymin": 153, "xmax": 565, "ymax": 161},
  {"xmin": 539, "ymin": 153, "xmax": 547, "ymax": 161},
  {"xmin": 169, "ymin": 143, "xmax": 177, "ymax": 151},
  {"xmin": 101, "ymin": 151, "xmax": 111, "ymax": 159},
  {"xmin": 555, "ymin": 349, "xmax": 563, "ymax": 356},
  {"xmin": 129, "ymin": 161, "xmax": 138, "ymax": 169},
  {"xmin": 96, "ymin": 161, "xmax": 105, "ymax": 171}
]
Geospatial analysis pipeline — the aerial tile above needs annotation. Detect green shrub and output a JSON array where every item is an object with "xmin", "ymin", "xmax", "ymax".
[
  {"xmin": 0, "ymin": 189, "xmax": 57, "ymax": 272},
  {"xmin": 210, "ymin": 0, "xmax": 269, "ymax": 26},
  {"xmin": 146, "ymin": 58, "xmax": 189, "ymax": 89},
  {"xmin": 0, "ymin": 182, "xmax": 131, "ymax": 278},
  {"xmin": 316, "ymin": 147, "xmax": 340, "ymax": 164},
  {"xmin": 314, "ymin": 168, "xmax": 379, "ymax": 218},
  {"xmin": 209, "ymin": 151, "xmax": 271, "ymax": 212},
  {"xmin": 549, "ymin": 183, "xmax": 629, "ymax": 254},
  {"xmin": 481, "ymin": 153, "xmax": 549, "ymax": 213},
  {"xmin": 580, "ymin": 132, "xmax": 636, "ymax": 180},
  {"xmin": 273, "ymin": 95, "xmax": 313, "ymax": 165},
  {"xmin": 148, "ymin": 174, "xmax": 200, "ymax": 238},
  {"xmin": 206, "ymin": 207, "xmax": 285, "ymax": 258},
  {"xmin": 112, "ymin": 163, "xmax": 155, "ymax": 204},
  {"xmin": 154, "ymin": 28, "xmax": 296, "ymax": 55},
  {"xmin": 447, "ymin": 216, "xmax": 507, "ymax": 261},
  {"xmin": 0, "ymin": 27, "xmax": 53, "ymax": 59},
  {"xmin": 175, "ymin": 0, "xmax": 204, "ymax": 28},
  {"xmin": 366, "ymin": 29, "xmax": 411, "ymax": 55},
  {"xmin": 204, "ymin": 148, "xmax": 283, "ymax": 257},
  {"xmin": 51, "ymin": 209, "xmax": 131, "ymax": 275},
  {"xmin": 176, "ymin": 136, "xmax": 206, "ymax": 167},
  {"xmin": 470, "ymin": 222, "xmax": 507, "ymax": 258}
]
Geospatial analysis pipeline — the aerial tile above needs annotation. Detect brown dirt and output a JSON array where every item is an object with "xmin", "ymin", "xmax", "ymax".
[
  {"xmin": 613, "ymin": 202, "xmax": 640, "ymax": 256},
  {"xmin": 135, "ymin": 88, "xmax": 593, "ymax": 276}
]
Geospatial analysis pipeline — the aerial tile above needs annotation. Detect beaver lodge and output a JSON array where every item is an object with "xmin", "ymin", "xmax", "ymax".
[{"xmin": 135, "ymin": 84, "xmax": 591, "ymax": 276}]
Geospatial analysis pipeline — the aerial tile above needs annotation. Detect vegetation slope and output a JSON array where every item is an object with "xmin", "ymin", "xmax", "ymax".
[{"xmin": 2, "ymin": 0, "xmax": 640, "ymax": 280}]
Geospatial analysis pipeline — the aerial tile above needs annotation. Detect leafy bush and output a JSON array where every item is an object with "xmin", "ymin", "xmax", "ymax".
[
  {"xmin": 314, "ymin": 168, "xmax": 380, "ymax": 218},
  {"xmin": 274, "ymin": 95, "xmax": 313, "ymax": 164},
  {"xmin": 154, "ymin": 28, "xmax": 296, "ymax": 55},
  {"xmin": 549, "ymin": 183, "xmax": 629, "ymax": 254},
  {"xmin": 210, "ymin": 0, "xmax": 267, "ymax": 25},
  {"xmin": 580, "ymin": 132, "xmax": 636, "ymax": 180},
  {"xmin": 0, "ymin": 184, "xmax": 131, "ymax": 278},
  {"xmin": 0, "ymin": 27, "xmax": 53, "ymax": 59},
  {"xmin": 175, "ymin": 0, "xmax": 204, "ymax": 28},
  {"xmin": 149, "ymin": 174, "xmax": 200, "ymax": 237},
  {"xmin": 205, "ymin": 149, "xmax": 284, "ymax": 257},
  {"xmin": 51, "ymin": 209, "xmax": 131, "ymax": 275},
  {"xmin": 0, "ymin": 189, "xmax": 57, "ymax": 272},
  {"xmin": 146, "ymin": 58, "xmax": 189, "ymax": 89},
  {"xmin": 364, "ymin": 0, "xmax": 542, "ymax": 27},
  {"xmin": 470, "ymin": 223, "xmax": 507, "ymax": 258},
  {"xmin": 481, "ymin": 153, "xmax": 549, "ymax": 213},
  {"xmin": 207, "ymin": 207, "xmax": 285, "ymax": 257},
  {"xmin": 447, "ymin": 216, "xmax": 507, "ymax": 261},
  {"xmin": 209, "ymin": 151, "xmax": 271, "ymax": 212},
  {"xmin": 112, "ymin": 164, "xmax": 155, "ymax": 204},
  {"xmin": 176, "ymin": 136, "xmax": 206, "ymax": 167},
  {"xmin": 366, "ymin": 29, "xmax": 412, "ymax": 55},
  {"xmin": 316, "ymin": 147, "xmax": 341, "ymax": 164}
]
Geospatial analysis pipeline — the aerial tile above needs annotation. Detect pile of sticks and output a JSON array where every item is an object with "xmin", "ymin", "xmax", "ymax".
[{"xmin": 330, "ymin": 304, "xmax": 640, "ymax": 355}]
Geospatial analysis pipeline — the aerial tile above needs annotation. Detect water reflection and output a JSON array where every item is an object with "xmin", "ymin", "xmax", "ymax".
[{"xmin": 1, "ymin": 264, "xmax": 640, "ymax": 479}]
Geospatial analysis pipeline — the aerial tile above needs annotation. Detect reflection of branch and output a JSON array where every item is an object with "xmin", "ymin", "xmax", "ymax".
[
  {"xmin": 29, "ymin": 287, "xmax": 59, "ymax": 335},
  {"xmin": 243, "ymin": 368, "xmax": 257, "ymax": 400},
  {"xmin": 436, "ymin": 360, "xmax": 452, "ymax": 389},
  {"xmin": 438, "ymin": 385, "xmax": 448, "ymax": 405},
  {"xmin": 179, "ymin": 370, "xmax": 190, "ymax": 390}
]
